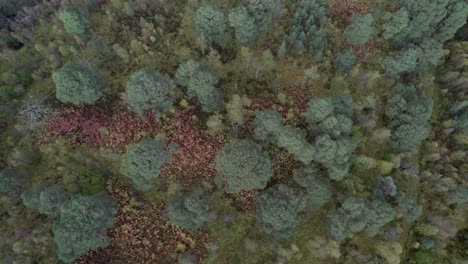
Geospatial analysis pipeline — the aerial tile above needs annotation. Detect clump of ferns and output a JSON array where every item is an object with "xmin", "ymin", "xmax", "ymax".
[{"xmin": 17, "ymin": 92, "xmax": 51, "ymax": 130}]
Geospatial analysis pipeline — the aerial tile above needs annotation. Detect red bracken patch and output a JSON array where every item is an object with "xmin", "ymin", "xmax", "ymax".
[
  {"xmin": 350, "ymin": 36, "xmax": 381, "ymax": 61},
  {"xmin": 329, "ymin": 0, "xmax": 371, "ymax": 25},
  {"xmin": 46, "ymin": 106, "xmax": 161, "ymax": 151},
  {"xmin": 77, "ymin": 181, "xmax": 209, "ymax": 264},
  {"xmin": 102, "ymin": 111, "xmax": 161, "ymax": 151},
  {"xmin": 162, "ymin": 108, "xmax": 224, "ymax": 188},
  {"xmin": 47, "ymin": 106, "xmax": 109, "ymax": 148}
]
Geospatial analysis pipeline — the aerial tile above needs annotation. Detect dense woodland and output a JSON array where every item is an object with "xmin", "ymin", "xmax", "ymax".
[{"xmin": 0, "ymin": 0, "xmax": 467, "ymax": 263}]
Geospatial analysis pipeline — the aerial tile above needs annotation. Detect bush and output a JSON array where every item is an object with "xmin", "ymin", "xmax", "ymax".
[
  {"xmin": 122, "ymin": 138, "xmax": 171, "ymax": 191},
  {"xmin": 335, "ymin": 49, "xmax": 356, "ymax": 73},
  {"xmin": 344, "ymin": 14, "xmax": 375, "ymax": 46},
  {"xmin": 52, "ymin": 63, "xmax": 105, "ymax": 105},
  {"xmin": 58, "ymin": 7, "xmax": 91, "ymax": 34},
  {"xmin": 294, "ymin": 165, "xmax": 332, "ymax": 210},
  {"xmin": 22, "ymin": 185, "xmax": 70, "ymax": 217},
  {"xmin": 125, "ymin": 67, "xmax": 175, "ymax": 116},
  {"xmin": 255, "ymin": 184, "xmax": 305, "ymax": 238},
  {"xmin": 0, "ymin": 167, "xmax": 25, "ymax": 197},
  {"xmin": 193, "ymin": 3, "xmax": 231, "ymax": 48},
  {"xmin": 53, "ymin": 193, "xmax": 116, "ymax": 263},
  {"xmin": 175, "ymin": 60, "xmax": 223, "ymax": 112},
  {"xmin": 215, "ymin": 139, "xmax": 273, "ymax": 193},
  {"xmin": 284, "ymin": 0, "xmax": 327, "ymax": 60},
  {"xmin": 167, "ymin": 187, "xmax": 209, "ymax": 231},
  {"xmin": 385, "ymin": 84, "xmax": 434, "ymax": 151}
]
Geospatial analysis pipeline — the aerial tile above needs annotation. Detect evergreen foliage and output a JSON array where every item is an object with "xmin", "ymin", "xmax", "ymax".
[
  {"xmin": 397, "ymin": 196, "xmax": 423, "ymax": 222},
  {"xmin": 389, "ymin": 0, "xmax": 467, "ymax": 45},
  {"xmin": 381, "ymin": 0, "xmax": 467, "ymax": 75},
  {"xmin": 125, "ymin": 67, "xmax": 175, "ymax": 116},
  {"xmin": 335, "ymin": 49, "xmax": 356, "ymax": 73},
  {"xmin": 380, "ymin": 46, "xmax": 420, "ymax": 76},
  {"xmin": 243, "ymin": 0, "xmax": 282, "ymax": 31},
  {"xmin": 327, "ymin": 196, "xmax": 395, "ymax": 240},
  {"xmin": 314, "ymin": 135, "xmax": 358, "ymax": 181},
  {"xmin": 53, "ymin": 193, "xmax": 115, "ymax": 263},
  {"xmin": 372, "ymin": 176, "xmax": 397, "ymax": 198},
  {"xmin": 294, "ymin": 165, "xmax": 332, "ymax": 210},
  {"xmin": 344, "ymin": 14, "xmax": 376, "ymax": 46},
  {"xmin": 277, "ymin": 125, "xmax": 315, "ymax": 164},
  {"xmin": 215, "ymin": 139, "xmax": 273, "ymax": 193},
  {"xmin": 284, "ymin": 0, "xmax": 327, "ymax": 60},
  {"xmin": 252, "ymin": 109, "xmax": 315, "ymax": 164},
  {"xmin": 305, "ymin": 96, "xmax": 354, "ymax": 138},
  {"xmin": 193, "ymin": 4, "xmax": 231, "ymax": 48},
  {"xmin": 167, "ymin": 187, "xmax": 210, "ymax": 231},
  {"xmin": 52, "ymin": 63, "xmax": 104, "ymax": 105},
  {"xmin": 175, "ymin": 60, "xmax": 223, "ymax": 112},
  {"xmin": 252, "ymin": 109, "xmax": 284, "ymax": 143},
  {"xmin": 255, "ymin": 184, "xmax": 306, "ymax": 239},
  {"xmin": 449, "ymin": 101, "xmax": 468, "ymax": 132},
  {"xmin": 385, "ymin": 84, "xmax": 434, "ymax": 151},
  {"xmin": 58, "ymin": 7, "xmax": 91, "ymax": 34},
  {"xmin": 122, "ymin": 138, "xmax": 171, "ymax": 191},
  {"xmin": 382, "ymin": 8, "xmax": 409, "ymax": 40},
  {"xmin": 228, "ymin": 6, "xmax": 259, "ymax": 46},
  {"xmin": 0, "ymin": 167, "xmax": 25, "ymax": 197},
  {"xmin": 22, "ymin": 185, "xmax": 70, "ymax": 217}
]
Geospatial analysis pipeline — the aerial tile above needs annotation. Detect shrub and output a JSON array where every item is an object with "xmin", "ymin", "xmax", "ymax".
[
  {"xmin": 252, "ymin": 109, "xmax": 284, "ymax": 143},
  {"xmin": 22, "ymin": 185, "xmax": 70, "ymax": 217},
  {"xmin": 385, "ymin": 84, "xmax": 434, "ymax": 151},
  {"xmin": 53, "ymin": 193, "xmax": 116, "ymax": 263},
  {"xmin": 193, "ymin": 3, "xmax": 231, "ymax": 48},
  {"xmin": 52, "ymin": 63, "xmax": 104, "ymax": 105},
  {"xmin": 284, "ymin": 0, "xmax": 327, "ymax": 60},
  {"xmin": 344, "ymin": 13, "xmax": 375, "ymax": 46},
  {"xmin": 335, "ymin": 49, "xmax": 356, "ymax": 73},
  {"xmin": 167, "ymin": 187, "xmax": 209, "ymax": 231},
  {"xmin": 294, "ymin": 165, "xmax": 332, "ymax": 210},
  {"xmin": 58, "ymin": 7, "xmax": 91, "ymax": 34},
  {"xmin": 175, "ymin": 60, "xmax": 223, "ymax": 112},
  {"xmin": 215, "ymin": 139, "xmax": 273, "ymax": 193},
  {"xmin": 122, "ymin": 138, "xmax": 171, "ymax": 191},
  {"xmin": 0, "ymin": 167, "xmax": 25, "ymax": 197},
  {"xmin": 125, "ymin": 67, "xmax": 175, "ymax": 116},
  {"xmin": 228, "ymin": 6, "xmax": 259, "ymax": 46},
  {"xmin": 255, "ymin": 184, "xmax": 305, "ymax": 238}
]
